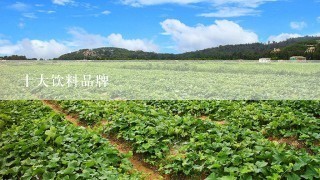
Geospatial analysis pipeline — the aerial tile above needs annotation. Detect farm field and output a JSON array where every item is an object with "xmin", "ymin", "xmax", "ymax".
[
  {"xmin": 1, "ymin": 0, "xmax": 320, "ymax": 179},
  {"xmin": 1, "ymin": 100, "xmax": 320, "ymax": 179},
  {"xmin": 0, "ymin": 61, "xmax": 320, "ymax": 100},
  {"xmin": 1, "ymin": 60, "xmax": 320, "ymax": 179}
]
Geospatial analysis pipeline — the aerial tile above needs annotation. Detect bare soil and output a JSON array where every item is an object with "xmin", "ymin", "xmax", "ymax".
[
  {"xmin": 198, "ymin": 115, "xmax": 226, "ymax": 125},
  {"xmin": 42, "ymin": 100, "xmax": 165, "ymax": 180},
  {"xmin": 268, "ymin": 136, "xmax": 304, "ymax": 149}
]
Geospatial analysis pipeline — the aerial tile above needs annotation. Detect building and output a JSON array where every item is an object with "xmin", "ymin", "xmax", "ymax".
[
  {"xmin": 259, "ymin": 58, "xmax": 271, "ymax": 63},
  {"xmin": 271, "ymin": 48, "xmax": 281, "ymax": 53},
  {"xmin": 290, "ymin": 56, "xmax": 307, "ymax": 62},
  {"xmin": 305, "ymin": 46, "xmax": 316, "ymax": 53}
]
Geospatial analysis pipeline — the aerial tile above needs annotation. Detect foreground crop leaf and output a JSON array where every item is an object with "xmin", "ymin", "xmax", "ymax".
[
  {"xmin": 54, "ymin": 136, "xmax": 63, "ymax": 145},
  {"xmin": 85, "ymin": 160, "xmax": 96, "ymax": 168},
  {"xmin": 285, "ymin": 173, "xmax": 300, "ymax": 180},
  {"xmin": 301, "ymin": 166, "xmax": 320, "ymax": 179},
  {"xmin": 205, "ymin": 172, "xmax": 216, "ymax": 180},
  {"xmin": 219, "ymin": 176, "xmax": 236, "ymax": 180},
  {"xmin": 58, "ymin": 167, "xmax": 75, "ymax": 175},
  {"xmin": 255, "ymin": 161, "xmax": 268, "ymax": 168},
  {"xmin": 43, "ymin": 171, "xmax": 56, "ymax": 179},
  {"xmin": 45, "ymin": 126, "xmax": 57, "ymax": 141}
]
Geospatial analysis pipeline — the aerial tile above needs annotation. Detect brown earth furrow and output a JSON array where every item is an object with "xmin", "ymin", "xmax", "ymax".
[{"xmin": 42, "ymin": 100, "xmax": 164, "ymax": 180}]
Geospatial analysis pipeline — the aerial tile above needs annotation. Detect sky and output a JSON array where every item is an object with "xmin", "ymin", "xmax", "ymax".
[{"xmin": 0, "ymin": 0, "xmax": 320, "ymax": 59}]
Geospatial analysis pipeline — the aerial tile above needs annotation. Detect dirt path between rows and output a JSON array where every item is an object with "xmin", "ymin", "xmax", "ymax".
[{"xmin": 42, "ymin": 100, "xmax": 165, "ymax": 180}]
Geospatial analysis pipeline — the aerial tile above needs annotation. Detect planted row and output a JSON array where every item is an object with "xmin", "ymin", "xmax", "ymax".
[
  {"xmin": 0, "ymin": 101, "xmax": 141, "ymax": 179},
  {"xmin": 55, "ymin": 100, "xmax": 320, "ymax": 178}
]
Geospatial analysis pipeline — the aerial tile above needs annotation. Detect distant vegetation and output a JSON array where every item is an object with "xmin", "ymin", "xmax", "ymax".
[
  {"xmin": 1, "ymin": 36, "xmax": 320, "ymax": 60},
  {"xmin": 180, "ymin": 36, "xmax": 320, "ymax": 60},
  {"xmin": 56, "ymin": 48, "xmax": 177, "ymax": 60},
  {"xmin": 56, "ymin": 36, "xmax": 320, "ymax": 60},
  {"xmin": 0, "ymin": 55, "xmax": 37, "ymax": 60}
]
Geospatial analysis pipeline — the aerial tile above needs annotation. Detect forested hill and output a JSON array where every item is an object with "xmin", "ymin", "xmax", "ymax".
[
  {"xmin": 56, "ymin": 47, "xmax": 176, "ymax": 60},
  {"xmin": 56, "ymin": 36, "xmax": 320, "ymax": 60}
]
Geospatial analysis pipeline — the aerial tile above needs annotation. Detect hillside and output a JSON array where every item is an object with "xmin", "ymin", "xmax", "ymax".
[
  {"xmin": 56, "ymin": 36, "xmax": 320, "ymax": 60},
  {"xmin": 56, "ymin": 47, "xmax": 177, "ymax": 60}
]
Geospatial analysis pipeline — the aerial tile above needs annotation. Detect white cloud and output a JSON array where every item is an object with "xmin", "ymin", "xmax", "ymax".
[
  {"xmin": 67, "ymin": 28, "xmax": 158, "ymax": 52},
  {"xmin": 121, "ymin": 0, "xmax": 201, "ymax": 7},
  {"xmin": 160, "ymin": 19, "xmax": 258, "ymax": 52},
  {"xmin": 290, "ymin": 21, "xmax": 307, "ymax": 30},
  {"xmin": 0, "ymin": 44, "xmax": 20, "ymax": 55},
  {"xmin": 199, "ymin": 7, "xmax": 259, "ymax": 18},
  {"xmin": 317, "ymin": 17, "xmax": 320, "ymax": 23},
  {"xmin": 38, "ymin": 10, "xmax": 56, "ymax": 14},
  {"xmin": 67, "ymin": 28, "xmax": 109, "ymax": 49},
  {"xmin": 121, "ymin": 0, "xmax": 276, "ymax": 17},
  {"xmin": 267, "ymin": 33, "xmax": 302, "ymax": 42},
  {"xmin": 0, "ymin": 39, "xmax": 70, "ymax": 59},
  {"xmin": 102, "ymin": 10, "xmax": 111, "ymax": 15},
  {"xmin": 107, "ymin": 34, "xmax": 159, "ymax": 52},
  {"xmin": 267, "ymin": 33, "xmax": 320, "ymax": 43},
  {"xmin": 52, "ymin": 0, "xmax": 95, "ymax": 9},
  {"xmin": 211, "ymin": 0, "xmax": 276, "ymax": 8},
  {"xmin": 52, "ymin": 0, "xmax": 74, "ymax": 6},
  {"xmin": 8, "ymin": 2, "xmax": 29, "ymax": 11},
  {"xmin": 0, "ymin": 39, "xmax": 11, "ymax": 46},
  {"xmin": 18, "ymin": 22, "xmax": 25, "ymax": 29},
  {"xmin": 121, "ymin": 0, "xmax": 276, "ymax": 7},
  {"xmin": 23, "ymin": 13, "xmax": 38, "ymax": 19},
  {"xmin": 1, "ymin": 28, "xmax": 159, "ymax": 58},
  {"xmin": 35, "ymin": 4, "xmax": 44, "ymax": 7}
]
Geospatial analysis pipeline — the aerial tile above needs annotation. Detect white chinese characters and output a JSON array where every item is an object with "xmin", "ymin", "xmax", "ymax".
[{"xmin": 25, "ymin": 74, "xmax": 109, "ymax": 88}]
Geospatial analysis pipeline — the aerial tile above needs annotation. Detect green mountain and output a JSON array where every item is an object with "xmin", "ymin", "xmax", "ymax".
[
  {"xmin": 56, "ymin": 36, "xmax": 320, "ymax": 60},
  {"xmin": 56, "ymin": 47, "xmax": 176, "ymax": 60}
]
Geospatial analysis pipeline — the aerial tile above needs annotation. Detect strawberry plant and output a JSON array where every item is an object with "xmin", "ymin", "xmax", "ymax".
[{"xmin": 0, "ymin": 101, "xmax": 141, "ymax": 179}]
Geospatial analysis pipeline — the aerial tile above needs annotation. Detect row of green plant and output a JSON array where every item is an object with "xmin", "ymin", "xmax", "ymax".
[
  {"xmin": 57, "ymin": 100, "xmax": 106, "ymax": 125},
  {"xmin": 0, "ymin": 101, "xmax": 141, "ymax": 179},
  {"xmin": 56, "ymin": 100, "xmax": 320, "ymax": 179},
  {"xmin": 146, "ymin": 100, "xmax": 320, "ymax": 153}
]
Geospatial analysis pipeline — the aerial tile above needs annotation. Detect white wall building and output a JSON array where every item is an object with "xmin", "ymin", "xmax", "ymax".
[{"xmin": 259, "ymin": 58, "xmax": 271, "ymax": 63}]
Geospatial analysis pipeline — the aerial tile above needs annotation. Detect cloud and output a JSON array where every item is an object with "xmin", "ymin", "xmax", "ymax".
[
  {"xmin": 121, "ymin": 0, "xmax": 276, "ymax": 17},
  {"xmin": 313, "ymin": 33, "xmax": 320, "ymax": 36},
  {"xmin": 290, "ymin": 21, "xmax": 307, "ymax": 30},
  {"xmin": 22, "ymin": 13, "xmax": 38, "ymax": 19},
  {"xmin": 121, "ymin": 0, "xmax": 201, "ymax": 7},
  {"xmin": 199, "ymin": 7, "xmax": 259, "ymax": 18},
  {"xmin": 0, "ymin": 39, "xmax": 70, "ymax": 59},
  {"xmin": 38, "ymin": 10, "xmax": 56, "ymax": 14},
  {"xmin": 35, "ymin": 4, "xmax": 44, "ymax": 7},
  {"xmin": 267, "ymin": 33, "xmax": 302, "ymax": 42},
  {"xmin": 71, "ymin": 14, "xmax": 101, "ymax": 18},
  {"xmin": 317, "ymin": 17, "xmax": 320, "ymax": 23},
  {"xmin": 0, "ymin": 28, "xmax": 159, "ymax": 58},
  {"xmin": 52, "ymin": 0, "xmax": 96, "ymax": 9},
  {"xmin": 18, "ymin": 22, "xmax": 25, "ymax": 29},
  {"xmin": 8, "ymin": 2, "xmax": 30, "ymax": 11},
  {"xmin": 66, "ymin": 28, "xmax": 109, "ymax": 49},
  {"xmin": 267, "ymin": 33, "xmax": 320, "ymax": 43},
  {"xmin": 107, "ymin": 34, "xmax": 159, "ymax": 52},
  {"xmin": 160, "ymin": 19, "xmax": 258, "ymax": 52},
  {"xmin": 0, "ymin": 39, "xmax": 11, "ymax": 46},
  {"xmin": 121, "ymin": 0, "xmax": 276, "ymax": 7},
  {"xmin": 211, "ymin": 0, "xmax": 276, "ymax": 8},
  {"xmin": 52, "ymin": 0, "xmax": 74, "ymax": 6},
  {"xmin": 67, "ymin": 28, "xmax": 158, "ymax": 52},
  {"xmin": 0, "ymin": 44, "xmax": 20, "ymax": 55},
  {"xmin": 102, "ymin": 10, "xmax": 111, "ymax": 15}
]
